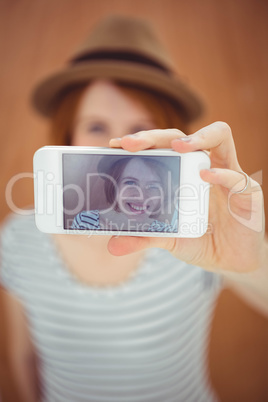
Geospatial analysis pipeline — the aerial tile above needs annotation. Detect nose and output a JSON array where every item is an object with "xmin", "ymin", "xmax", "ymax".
[
  {"xmin": 141, "ymin": 185, "xmax": 154, "ymax": 201},
  {"xmin": 126, "ymin": 184, "xmax": 147, "ymax": 201}
]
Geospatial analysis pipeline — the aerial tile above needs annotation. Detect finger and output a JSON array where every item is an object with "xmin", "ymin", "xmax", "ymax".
[
  {"xmin": 109, "ymin": 129, "xmax": 186, "ymax": 152},
  {"xmin": 107, "ymin": 235, "xmax": 175, "ymax": 256},
  {"xmin": 172, "ymin": 121, "xmax": 240, "ymax": 170},
  {"xmin": 200, "ymin": 168, "xmax": 254, "ymax": 194}
]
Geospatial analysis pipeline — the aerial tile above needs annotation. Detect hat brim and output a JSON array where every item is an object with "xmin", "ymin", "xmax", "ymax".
[
  {"xmin": 32, "ymin": 60, "xmax": 204, "ymax": 122},
  {"xmin": 97, "ymin": 155, "xmax": 129, "ymax": 178}
]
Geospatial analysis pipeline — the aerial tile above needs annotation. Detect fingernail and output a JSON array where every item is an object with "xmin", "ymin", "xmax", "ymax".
[
  {"xmin": 176, "ymin": 136, "xmax": 192, "ymax": 142},
  {"xmin": 110, "ymin": 138, "xmax": 121, "ymax": 144},
  {"xmin": 203, "ymin": 168, "xmax": 216, "ymax": 173}
]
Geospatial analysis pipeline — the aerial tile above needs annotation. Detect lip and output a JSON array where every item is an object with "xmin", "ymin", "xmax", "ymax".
[{"xmin": 126, "ymin": 202, "xmax": 148, "ymax": 214}]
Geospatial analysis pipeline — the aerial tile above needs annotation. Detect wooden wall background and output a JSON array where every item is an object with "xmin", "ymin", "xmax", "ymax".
[{"xmin": 0, "ymin": 0, "xmax": 267, "ymax": 400}]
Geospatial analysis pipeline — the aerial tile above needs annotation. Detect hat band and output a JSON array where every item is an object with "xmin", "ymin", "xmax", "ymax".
[{"xmin": 70, "ymin": 51, "xmax": 171, "ymax": 74}]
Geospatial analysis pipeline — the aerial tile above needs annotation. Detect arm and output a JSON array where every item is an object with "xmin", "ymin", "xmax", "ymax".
[
  {"xmin": 221, "ymin": 238, "xmax": 268, "ymax": 316},
  {"xmin": 0, "ymin": 287, "xmax": 40, "ymax": 402},
  {"xmin": 107, "ymin": 122, "xmax": 268, "ymax": 316}
]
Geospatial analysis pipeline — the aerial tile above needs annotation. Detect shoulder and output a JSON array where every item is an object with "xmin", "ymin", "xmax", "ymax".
[
  {"xmin": 0, "ymin": 213, "xmax": 44, "ymax": 293},
  {"xmin": 71, "ymin": 210, "xmax": 100, "ymax": 229},
  {"xmin": 0, "ymin": 213, "xmax": 44, "ymax": 261},
  {"xmin": 1, "ymin": 213, "xmax": 40, "ymax": 248}
]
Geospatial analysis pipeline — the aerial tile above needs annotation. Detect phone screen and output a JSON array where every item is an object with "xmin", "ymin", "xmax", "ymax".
[{"xmin": 62, "ymin": 153, "xmax": 180, "ymax": 233}]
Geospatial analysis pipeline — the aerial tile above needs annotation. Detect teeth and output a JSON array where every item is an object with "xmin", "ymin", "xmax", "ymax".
[{"xmin": 129, "ymin": 203, "xmax": 146, "ymax": 211}]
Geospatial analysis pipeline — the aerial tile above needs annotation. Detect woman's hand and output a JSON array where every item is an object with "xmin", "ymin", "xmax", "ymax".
[{"xmin": 108, "ymin": 122, "xmax": 265, "ymax": 274}]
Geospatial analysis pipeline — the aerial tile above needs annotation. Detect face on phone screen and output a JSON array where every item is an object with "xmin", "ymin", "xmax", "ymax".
[{"xmin": 62, "ymin": 154, "xmax": 180, "ymax": 233}]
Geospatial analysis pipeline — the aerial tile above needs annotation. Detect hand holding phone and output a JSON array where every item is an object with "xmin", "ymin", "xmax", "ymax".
[{"xmin": 33, "ymin": 146, "xmax": 210, "ymax": 237}]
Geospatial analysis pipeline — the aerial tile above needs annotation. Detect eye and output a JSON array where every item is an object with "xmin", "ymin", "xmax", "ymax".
[
  {"xmin": 86, "ymin": 122, "xmax": 108, "ymax": 135},
  {"xmin": 124, "ymin": 180, "xmax": 138, "ymax": 186},
  {"xmin": 146, "ymin": 183, "xmax": 161, "ymax": 190}
]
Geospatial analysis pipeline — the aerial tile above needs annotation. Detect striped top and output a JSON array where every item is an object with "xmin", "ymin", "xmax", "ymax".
[
  {"xmin": 0, "ymin": 214, "xmax": 222, "ymax": 402},
  {"xmin": 71, "ymin": 210, "xmax": 174, "ymax": 232}
]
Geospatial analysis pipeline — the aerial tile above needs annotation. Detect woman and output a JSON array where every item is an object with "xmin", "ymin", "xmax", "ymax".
[
  {"xmin": 0, "ymin": 15, "xmax": 267, "ymax": 402},
  {"xmin": 71, "ymin": 155, "xmax": 176, "ymax": 232}
]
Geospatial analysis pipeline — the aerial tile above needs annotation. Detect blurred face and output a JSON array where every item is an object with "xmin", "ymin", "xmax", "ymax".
[
  {"xmin": 116, "ymin": 159, "xmax": 164, "ymax": 220},
  {"xmin": 71, "ymin": 80, "xmax": 157, "ymax": 146}
]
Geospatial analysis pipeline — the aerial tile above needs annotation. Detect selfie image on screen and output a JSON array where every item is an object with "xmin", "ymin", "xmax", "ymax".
[{"xmin": 63, "ymin": 154, "xmax": 180, "ymax": 233}]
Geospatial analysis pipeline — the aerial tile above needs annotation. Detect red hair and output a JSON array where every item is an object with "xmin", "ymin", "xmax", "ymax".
[{"xmin": 49, "ymin": 81, "xmax": 187, "ymax": 145}]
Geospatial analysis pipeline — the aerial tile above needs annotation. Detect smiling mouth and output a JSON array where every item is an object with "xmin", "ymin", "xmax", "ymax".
[{"xmin": 127, "ymin": 203, "xmax": 148, "ymax": 214}]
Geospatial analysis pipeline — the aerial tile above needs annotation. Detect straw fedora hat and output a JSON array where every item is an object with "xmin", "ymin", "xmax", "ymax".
[{"xmin": 32, "ymin": 15, "xmax": 204, "ymax": 122}]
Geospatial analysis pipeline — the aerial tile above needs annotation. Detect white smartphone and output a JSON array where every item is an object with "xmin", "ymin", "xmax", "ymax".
[{"xmin": 33, "ymin": 146, "xmax": 210, "ymax": 237}]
